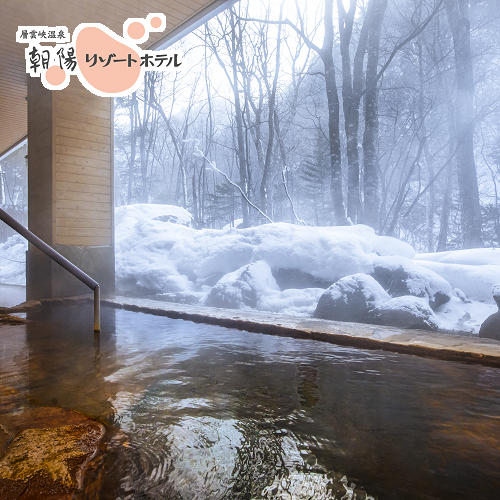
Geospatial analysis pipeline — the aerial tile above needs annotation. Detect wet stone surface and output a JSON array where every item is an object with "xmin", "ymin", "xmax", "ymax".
[
  {"xmin": 0, "ymin": 315, "xmax": 29, "ymax": 325},
  {"xmin": 108, "ymin": 296, "xmax": 500, "ymax": 367},
  {"xmin": 0, "ymin": 406, "xmax": 105, "ymax": 500}
]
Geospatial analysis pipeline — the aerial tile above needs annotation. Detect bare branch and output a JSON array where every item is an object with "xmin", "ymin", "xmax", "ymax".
[{"xmin": 194, "ymin": 145, "xmax": 274, "ymax": 224}]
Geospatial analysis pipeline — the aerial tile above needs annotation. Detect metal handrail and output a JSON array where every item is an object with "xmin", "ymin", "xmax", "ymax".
[{"xmin": 0, "ymin": 208, "xmax": 100, "ymax": 331}]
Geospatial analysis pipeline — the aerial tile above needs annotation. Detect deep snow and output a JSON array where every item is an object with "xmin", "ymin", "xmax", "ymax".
[
  {"xmin": 0, "ymin": 234, "xmax": 26, "ymax": 286},
  {"xmin": 0, "ymin": 204, "xmax": 498, "ymax": 333}
]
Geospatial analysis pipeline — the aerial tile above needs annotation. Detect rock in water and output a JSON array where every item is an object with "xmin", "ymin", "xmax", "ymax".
[
  {"xmin": 0, "ymin": 427, "xmax": 9, "ymax": 458},
  {"xmin": 0, "ymin": 408, "xmax": 105, "ymax": 500},
  {"xmin": 369, "ymin": 296, "xmax": 439, "ymax": 331},
  {"xmin": 314, "ymin": 274, "xmax": 390, "ymax": 322}
]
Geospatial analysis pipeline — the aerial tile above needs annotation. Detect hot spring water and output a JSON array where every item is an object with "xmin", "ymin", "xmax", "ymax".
[{"xmin": 1, "ymin": 303, "xmax": 499, "ymax": 499}]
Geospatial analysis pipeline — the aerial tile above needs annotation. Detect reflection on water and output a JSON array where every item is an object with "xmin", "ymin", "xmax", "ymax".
[{"xmin": 1, "ymin": 303, "xmax": 500, "ymax": 499}]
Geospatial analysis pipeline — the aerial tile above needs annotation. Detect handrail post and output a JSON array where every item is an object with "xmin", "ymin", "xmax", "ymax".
[
  {"xmin": 0, "ymin": 208, "xmax": 101, "ymax": 332},
  {"xmin": 94, "ymin": 285, "xmax": 100, "ymax": 332}
]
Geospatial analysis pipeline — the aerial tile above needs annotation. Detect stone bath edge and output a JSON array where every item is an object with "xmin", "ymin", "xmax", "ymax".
[{"xmin": 102, "ymin": 296, "xmax": 500, "ymax": 369}]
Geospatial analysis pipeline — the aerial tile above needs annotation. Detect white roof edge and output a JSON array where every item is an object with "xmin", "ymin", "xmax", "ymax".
[
  {"xmin": 0, "ymin": 136, "xmax": 27, "ymax": 163},
  {"xmin": 147, "ymin": 0, "xmax": 239, "ymax": 51}
]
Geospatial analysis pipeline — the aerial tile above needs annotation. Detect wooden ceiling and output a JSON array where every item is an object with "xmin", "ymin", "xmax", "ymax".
[{"xmin": 0, "ymin": 0, "xmax": 233, "ymax": 157}]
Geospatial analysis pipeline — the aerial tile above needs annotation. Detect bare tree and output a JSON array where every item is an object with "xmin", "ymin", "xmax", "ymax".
[
  {"xmin": 362, "ymin": 0, "xmax": 388, "ymax": 229},
  {"xmin": 337, "ymin": 0, "xmax": 372, "ymax": 224},
  {"xmin": 205, "ymin": 10, "xmax": 252, "ymax": 226},
  {"xmin": 445, "ymin": 0, "xmax": 483, "ymax": 248}
]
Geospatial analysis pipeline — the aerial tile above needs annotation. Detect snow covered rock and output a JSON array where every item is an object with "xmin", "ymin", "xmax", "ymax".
[
  {"xmin": 156, "ymin": 292, "xmax": 200, "ymax": 305},
  {"xmin": 371, "ymin": 256, "xmax": 451, "ymax": 310},
  {"xmin": 115, "ymin": 204, "xmax": 192, "ymax": 232},
  {"xmin": 204, "ymin": 261, "xmax": 279, "ymax": 310},
  {"xmin": 271, "ymin": 267, "xmax": 332, "ymax": 290},
  {"xmin": 115, "ymin": 208, "xmax": 417, "ymax": 300},
  {"xmin": 370, "ymin": 296, "xmax": 439, "ymax": 331},
  {"xmin": 116, "ymin": 263, "xmax": 193, "ymax": 296},
  {"xmin": 493, "ymin": 284, "xmax": 500, "ymax": 309},
  {"xmin": 479, "ymin": 284, "xmax": 500, "ymax": 341},
  {"xmin": 479, "ymin": 311, "xmax": 500, "ymax": 340},
  {"xmin": 314, "ymin": 274, "xmax": 390, "ymax": 322}
]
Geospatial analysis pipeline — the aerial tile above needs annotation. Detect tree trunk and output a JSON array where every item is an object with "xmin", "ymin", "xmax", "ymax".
[
  {"xmin": 338, "ymin": 0, "xmax": 372, "ymax": 224},
  {"xmin": 436, "ymin": 160, "xmax": 453, "ymax": 251},
  {"xmin": 362, "ymin": 0, "xmax": 387, "ymax": 230},
  {"xmin": 445, "ymin": 0, "xmax": 483, "ymax": 248},
  {"xmin": 128, "ymin": 93, "xmax": 137, "ymax": 205},
  {"xmin": 154, "ymin": 100, "xmax": 187, "ymax": 208},
  {"xmin": 137, "ymin": 75, "xmax": 152, "ymax": 204},
  {"xmin": 260, "ymin": 16, "xmax": 282, "ymax": 220},
  {"xmin": 417, "ymin": 37, "xmax": 436, "ymax": 252},
  {"xmin": 229, "ymin": 11, "xmax": 250, "ymax": 227},
  {"xmin": 322, "ymin": 0, "xmax": 347, "ymax": 225},
  {"xmin": 192, "ymin": 168, "xmax": 198, "ymax": 228}
]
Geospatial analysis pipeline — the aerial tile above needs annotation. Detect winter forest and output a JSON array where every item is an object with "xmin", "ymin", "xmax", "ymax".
[
  {"xmin": 111, "ymin": 0, "xmax": 500, "ymax": 252},
  {"xmin": 1, "ymin": 0, "xmax": 500, "ymax": 333},
  {"xmin": 0, "ymin": 0, "xmax": 499, "ymax": 251}
]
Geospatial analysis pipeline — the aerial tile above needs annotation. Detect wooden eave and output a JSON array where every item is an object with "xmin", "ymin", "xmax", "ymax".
[{"xmin": 0, "ymin": 0, "xmax": 235, "ymax": 157}]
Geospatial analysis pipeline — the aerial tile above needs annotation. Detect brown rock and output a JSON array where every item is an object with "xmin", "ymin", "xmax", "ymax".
[
  {"xmin": 0, "ymin": 408, "xmax": 105, "ymax": 500},
  {"xmin": 0, "ymin": 315, "xmax": 28, "ymax": 324},
  {"xmin": 479, "ymin": 311, "xmax": 500, "ymax": 341},
  {"xmin": 0, "ymin": 425, "xmax": 10, "ymax": 456}
]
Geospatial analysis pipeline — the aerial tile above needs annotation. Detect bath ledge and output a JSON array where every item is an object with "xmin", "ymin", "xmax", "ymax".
[{"xmin": 103, "ymin": 296, "xmax": 500, "ymax": 369}]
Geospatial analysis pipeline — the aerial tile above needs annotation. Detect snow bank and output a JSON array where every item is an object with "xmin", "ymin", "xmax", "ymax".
[
  {"xmin": 115, "ymin": 206, "xmax": 415, "ymax": 292},
  {"xmin": 0, "ymin": 234, "xmax": 27, "ymax": 285},
  {"xmin": 115, "ymin": 205, "xmax": 196, "ymax": 294},
  {"xmin": 258, "ymin": 287, "xmax": 325, "ymax": 316},
  {"xmin": 115, "ymin": 205, "xmax": 425, "ymax": 324},
  {"xmin": 413, "ymin": 248, "xmax": 500, "ymax": 332},
  {"xmin": 115, "ymin": 203, "xmax": 193, "ymax": 228},
  {"xmin": 0, "ymin": 203, "xmax": 497, "ymax": 335},
  {"xmin": 433, "ymin": 295, "xmax": 495, "ymax": 333},
  {"xmin": 115, "ymin": 204, "xmax": 500, "ymax": 332},
  {"xmin": 415, "ymin": 260, "xmax": 500, "ymax": 304},
  {"xmin": 415, "ymin": 248, "xmax": 500, "ymax": 266}
]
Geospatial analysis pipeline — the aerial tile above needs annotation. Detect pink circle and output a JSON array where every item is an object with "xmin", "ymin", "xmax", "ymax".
[
  {"xmin": 128, "ymin": 22, "xmax": 145, "ymax": 40},
  {"xmin": 46, "ymin": 66, "xmax": 66, "ymax": 86},
  {"xmin": 150, "ymin": 17, "xmax": 162, "ymax": 29}
]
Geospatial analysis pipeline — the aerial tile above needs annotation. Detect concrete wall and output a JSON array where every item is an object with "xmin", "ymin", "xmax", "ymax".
[{"xmin": 27, "ymin": 78, "xmax": 114, "ymax": 299}]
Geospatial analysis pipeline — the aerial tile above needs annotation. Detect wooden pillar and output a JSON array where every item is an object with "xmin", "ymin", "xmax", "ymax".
[{"xmin": 26, "ymin": 77, "xmax": 114, "ymax": 299}]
